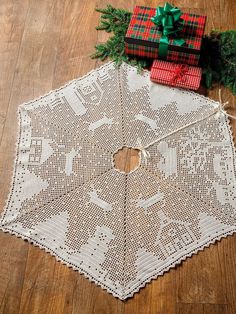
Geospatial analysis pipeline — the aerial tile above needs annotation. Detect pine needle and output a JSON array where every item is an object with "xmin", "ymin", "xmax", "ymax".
[
  {"xmin": 200, "ymin": 30, "xmax": 236, "ymax": 94},
  {"xmin": 91, "ymin": 5, "xmax": 151, "ymax": 72}
]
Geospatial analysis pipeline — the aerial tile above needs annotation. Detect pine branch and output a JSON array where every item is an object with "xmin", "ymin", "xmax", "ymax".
[
  {"xmin": 91, "ymin": 5, "xmax": 150, "ymax": 72},
  {"xmin": 200, "ymin": 30, "xmax": 236, "ymax": 94}
]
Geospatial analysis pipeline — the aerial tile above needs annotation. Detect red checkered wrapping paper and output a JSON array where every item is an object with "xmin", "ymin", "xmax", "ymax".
[
  {"xmin": 125, "ymin": 6, "xmax": 207, "ymax": 66},
  {"xmin": 150, "ymin": 60, "xmax": 202, "ymax": 90}
]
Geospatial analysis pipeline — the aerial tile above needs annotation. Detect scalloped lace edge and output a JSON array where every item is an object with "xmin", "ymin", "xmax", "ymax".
[
  {"xmin": 0, "ymin": 226, "xmax": 235, "ymax": 300},
  {"xmin": 18, "ymin": 61, "xmax": 115, "ymax": 110},
  {"xmin": 0, "ymin": 60, "xmax": 236, "ymax": 301},
  {"xmin": 15, "ymin": 59, "xmax": 226, "ymax": 113}
]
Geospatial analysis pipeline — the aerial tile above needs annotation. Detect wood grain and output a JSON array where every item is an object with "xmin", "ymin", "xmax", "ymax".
[{"xmin": 0, "ymin": 0, "xmax": 235, "ymax": 313}]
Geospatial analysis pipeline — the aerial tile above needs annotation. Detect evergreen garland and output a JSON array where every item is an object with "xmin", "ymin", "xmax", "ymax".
[
  {"xmin": 91, "ymin": 5, "xmax": 152, "ymax": 71},
  {"xmin": 200, "ymin": 30, "xmax": 236, "ymax": 94},
  {"xmin": 91, "ymin": 5, "xmax": 236, "ymax": 94}
]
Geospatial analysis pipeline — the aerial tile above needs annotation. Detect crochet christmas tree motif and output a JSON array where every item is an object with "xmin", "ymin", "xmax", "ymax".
[{"xmin": 0, "ymin": 62, "xmax": 236, "ymax": 300}]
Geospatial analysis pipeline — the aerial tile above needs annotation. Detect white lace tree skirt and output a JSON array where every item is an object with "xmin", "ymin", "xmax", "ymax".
[{"xmin": 0, "ymin": 62, "xmax": 236, "ymax": 300}]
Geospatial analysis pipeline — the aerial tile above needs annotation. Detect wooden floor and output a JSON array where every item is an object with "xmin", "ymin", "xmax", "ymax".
[{"xmin": 0, "ymin": 0, "xmax": 236, "ymax": 313}]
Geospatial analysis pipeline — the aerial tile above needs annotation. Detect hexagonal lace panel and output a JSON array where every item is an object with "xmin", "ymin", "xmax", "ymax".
[{"xmin": 1, "ymin": 61, "xmax": 236, "ymax": 300}]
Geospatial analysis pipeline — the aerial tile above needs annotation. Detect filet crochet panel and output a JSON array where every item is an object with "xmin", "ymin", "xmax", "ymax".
[{"xmin": 0, "ymin": 61, "xmax": 236, "ymax": 300}]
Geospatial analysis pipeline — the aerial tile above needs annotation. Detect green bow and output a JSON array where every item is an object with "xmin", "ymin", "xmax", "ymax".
[{"xmin": 151, "ymin": 2, "xmax": 185, "ymax": 58}]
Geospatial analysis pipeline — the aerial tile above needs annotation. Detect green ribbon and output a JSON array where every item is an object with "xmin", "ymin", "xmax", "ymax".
[{"xmin": 151, "ymin": 2, "xmax": 185, "ymax": 58}]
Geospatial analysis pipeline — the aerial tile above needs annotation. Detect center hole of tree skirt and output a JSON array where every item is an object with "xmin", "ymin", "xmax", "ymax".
[{"xmin": 113, "ymin": 147, "xmax": 140, "ymax": 174}]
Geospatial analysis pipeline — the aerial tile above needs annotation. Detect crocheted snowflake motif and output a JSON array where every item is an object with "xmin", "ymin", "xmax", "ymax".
[{"xmin": 1, "ymin": 62, "xmax": 236, "ymax": 300}]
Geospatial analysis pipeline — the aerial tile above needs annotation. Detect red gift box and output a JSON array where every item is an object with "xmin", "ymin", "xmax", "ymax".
[
  {"xmin": 125, "ymin": 5, "xmax": 206, "ymax": 66},
  {"xmin": 150, "ymin": 60, "xmax": 202, "ymax": 90}
]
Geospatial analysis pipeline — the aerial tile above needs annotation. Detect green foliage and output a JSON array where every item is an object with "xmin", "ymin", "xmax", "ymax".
[
  {"xmin": 200, "ymin": 30, "xmax": 236, "ymax": 94},
  {"xmin": 91, "ymin": 5, "xmax": 151, "ymax": 71},
  {"xmin": 92, "ymin": 5, "xmax": 236, "ymax": 94}
]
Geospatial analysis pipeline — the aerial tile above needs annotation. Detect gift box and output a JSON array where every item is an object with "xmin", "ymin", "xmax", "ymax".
[
  {"xmin": 125, "ymin": 4, "xmax": 207, "ymax": 66},
  {"xmin": 150, "ymin": 60, "xmax": 202, "ymax": 90}
]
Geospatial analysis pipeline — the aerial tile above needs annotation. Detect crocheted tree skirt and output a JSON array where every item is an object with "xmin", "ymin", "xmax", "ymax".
[{"xmin": 1, "ymin": 62, "xmax": 236, "ymax": 300}]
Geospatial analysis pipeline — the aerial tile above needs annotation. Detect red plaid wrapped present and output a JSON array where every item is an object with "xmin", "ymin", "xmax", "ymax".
[
  {"xmin": 150, "ymin": 60, "xmax": 202, "ymax": 90},
  {"xmin": 125, "ymin": 4, "xmax": 206, "ymax": 66}
]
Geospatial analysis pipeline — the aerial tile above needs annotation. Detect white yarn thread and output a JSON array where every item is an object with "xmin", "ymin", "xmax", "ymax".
[
  {"xmin": 136, "ymin": 138, "xmax": 151, "ymax": 165},
  {"xmin": 139, "ymin": 89, "xmax": 236, "ymax": 165},
  {"xmin": 218, "ymin": 89, "xmax": 236, "ymax": 120}
]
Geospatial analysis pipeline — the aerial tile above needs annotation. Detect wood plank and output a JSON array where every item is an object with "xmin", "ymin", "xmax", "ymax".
[
  {"xmin": 176, "ymin": 241, "xmax": 228, "ymax": 304},
  {"xmin": 124, "ymin": 269, "xmax": 176, "ymax": 314},
  {"xmin": 0, "ymin": 1, "xmax": 30, "ymax": 313},
  {"xmin": 203, "ymin": 304, "xmax": 229, "ymax": 314},
  {"xmin": 216, "ymin": 235, "xmax": 236, "ymax": 314},
  {"xmin": 0, "ymin": 0, "xmax": 29, "ymax": 141},
  {"xmin": 0, "ymin": 233, "xmax": 29, "ymax": 314},
  {"xmin": 0, "ymin": 0, "xmax": 236, "ymax": 313},
  {"xmin": 176, "ymin": 303, "xmax": 204, "ymax": 314},
  {"xmin": 0, "ymin": 1, "xmax": 65, "ymax": 314},
  {"xmin": 53, "ymin": 0, "xmax": 99, "ymax": 87},
  {"xmin": 176, "ymin": 303, "xmax": 228, "ymax": 314},
  {"xmin": 0, "ymin": 0, "xmax": 30, "ymax": 183}
]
